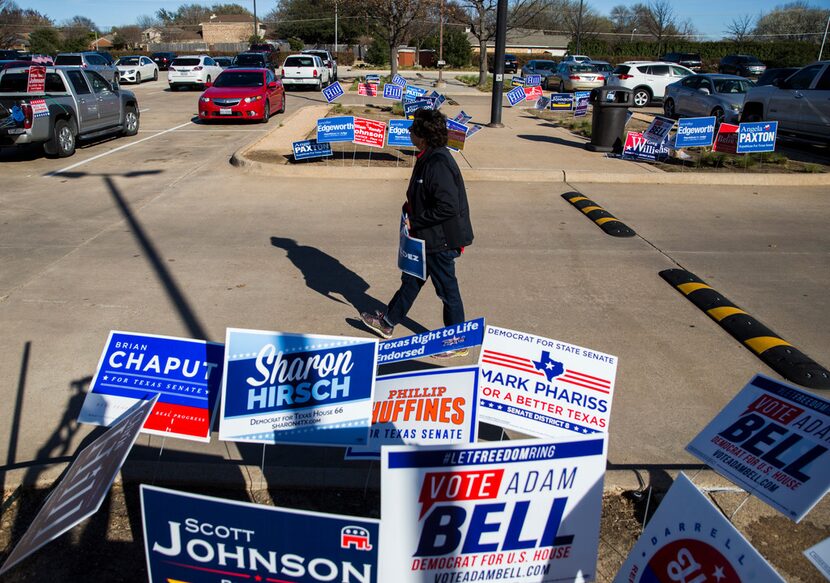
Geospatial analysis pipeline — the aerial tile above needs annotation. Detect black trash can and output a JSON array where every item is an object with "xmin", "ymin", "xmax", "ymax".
[{"xmin": 585, "ymin": 86, "xmax": 632, "ymax": 153}]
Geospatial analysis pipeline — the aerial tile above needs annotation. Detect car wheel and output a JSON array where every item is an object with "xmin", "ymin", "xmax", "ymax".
[
  {"xmin": 135, "ymin": 72, "xmax": 141, "ymax": 85},
  {"xmin": 122, "ymin": 106, "xmax": 139, "ymax": 136},
  {"xmin": 204, "ymin": 75, "xmax": 211, "ymax": 89},
  {"xmin": 48, "ymin": 119, "xmax": 76, "ymax": 158},
  {"xmin": 558, "ymin": 81, "xmax": 565, "ymax": 93},
  {"xmin": 316, "ymin": 79, "xmax": 323, "ymax": 91},
  {"xmin": 261, "ymin": 101, "xmax": 270, "ymax": 123},
  {"xmin": 277, "ymin": 93, "xmax": 286, "ymax": 114},
  {"xmin": 632, "ymin": 88, "xmax": 651, "ymax": 108},
  {"xmin": 711, "ymin": 107, "xmax": 725, "ymax": 125},
  {"xmin": 663, "ymin": 98, "xmax": 676, "ymax": 119},
  {"xmin": 153, "ymin": 69, "xmax": 158, "ymax": 81}
]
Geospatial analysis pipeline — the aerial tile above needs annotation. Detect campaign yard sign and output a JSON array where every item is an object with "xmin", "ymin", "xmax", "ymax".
[
  {"xmin": 511, "ymin": 75, "xmax": 525, "ymax": 87},
  {"xmin": 358, "ymin": 82, "xmax": 379, "ymax": 97},
  {"xmin": 219, "ymin": 329, "xmax": 377, "ymax": 446},
  {"xmin": 805, "ymin": 536, "xmax": 830, "ymax": 580},
  {"xmin": 383, "ymin": 83, "xmax": 404, "ymax": 100},
  {"xmin": 737, "ymin": 121, "xmax": 778, "ymax": 153},
  {"xmin": 1, "ymin": 396, "xmax": 157, "ymax": 576},
  {"xmin": 453, "ymin": 110, "xmax": 472, "ymax": 124},
  {"xmin": 550, "ymin": 93, "xmax": 573, "ymax": 110},
  {"xmin": 524, "ymin": 74, "xmax": 542, "ymax": 87},
  {"xmin": 535, "ymin": 96, "xmax": 551, "ymax": 110},
  {"xmin": 612, "ymin": 473, "xmax": 785, "ymax": 583},
  {"xmin": 478, "ymin": 326, "xmax": 618, "ymax": 439},
  {"xmin": 380, "ymin": 437, "xmax": 607, "ymax": 582},
  {"xmin": 365, "ymin": 74, "xmax": 380, "ymax": 83},
  {"xmin": 506, "ymin": 86, "xmax": 526, "ymax": 107},
  {"xmin": 377, "ymin": 318, "xmax": 485, "ymax": 365},
  {"xmin": 141, "ymin": 485, "xmax": 379, "ymax": 583},
  {"xmin": 622, "ymin": 131, "xmax": 671, "ymax": 161},
  {"xmin": 398, "ymin": 213, "xmax": 426, "ymax": 280},
  {"xmin": 466, "ymin": 124, "xmax": 483, "ymax": 139},
  {"xmin": 429, "ymin": 91, "xmax": 447, "ymax": 109},
  {"xmin": 574, "ymin": 95, "xmax": 589, "ymax": 117},
  {"xmin": 404, "ymin": 85, "xmax": 429, "ymax": 101},
  {"xmin": 317, "ymin": 116, "xmax": 355, "ymax": 143},
  {"xmin": 27, "ymin": 65, "xmax": 46, "ymax": 93},
  {"xmin": 392, "ymin": 73, "xmax": 408, "ymax": 87},
  {"xmin": 686, "ymin": 374, "xmax": 830, "ymax": 522},
  {"xmin": 353, "ymin": 117, "xmax": 386, "ymax": 148},
  {"xmin": 322, "ymin": 81, "xmax": 344, "ymax": 102},
  {"xmin": 78, "ymin": 331, "xmax": 223, "ymax": 442},
  {"xmin": 405, "ymin": 98, "xmax": 434, "ymax": 119},
  {"xmin": 345, "ymin": 366, "xmax": 479, "ymax": 459},
  {"xmin": 674, "ymin": 116, "xmax": 716, "ymax": 148},
  {"xmin": 293, "ymin": 139, "xmax": 333, "ymax": 160},
  {"xmin": 523, "ymin": 86, "xmax": 543, "ymax": 101},
  {"xmin": 388, "ymin": 119, "xmax": 414, "ymax": 147},
  {"xmin": 446, "ymin": 119, "xmax": 468, "ymax": 151},
  {"xmin": 712, "ymin": 122, "xmax": 739, "ymax": 154},
  {"xmin": 643, "ymin": 115, "xmax": 675, "ymax": 144}
]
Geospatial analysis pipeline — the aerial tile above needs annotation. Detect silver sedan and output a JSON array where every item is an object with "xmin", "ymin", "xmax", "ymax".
[{"xmin": 663, "ymin": 74, "xmax": 754, "ymax": 124}]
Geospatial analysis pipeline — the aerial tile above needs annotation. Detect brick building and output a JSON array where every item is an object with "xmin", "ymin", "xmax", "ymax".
[{"xmin": 199, "ymin": 14, "xmax": 266, "ymax": 45}]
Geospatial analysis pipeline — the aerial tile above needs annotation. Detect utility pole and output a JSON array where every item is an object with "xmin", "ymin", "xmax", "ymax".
[
  {"xmin": 334, "ymin": 0, "xmax": 338, "ymax": 53},
  {"xmin": 436, "ymin": 0, "xmax": 445, "ymax": 87},
  {"xmin": 488, "ymin": 0, "xmax": 507, "ymax": 127},
  {"xmin": 575, "ymin": 0, "xmax": 584, "ymax": 54},
  {"xmin": 253, "ymin": 0, "xmax": 258, "ymax": 41},
  {"xmin": 819, "ymin": 14, "xmax": 830, "ymax": 61}
]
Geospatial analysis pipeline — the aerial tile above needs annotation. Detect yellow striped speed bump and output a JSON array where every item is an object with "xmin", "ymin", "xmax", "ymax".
[
  {"xmin": 561, "ymin": 192, "xmax": 635, "ymax": 237},
  {"xmin": 660, "ymin": 268, "xmax": 830, "ymax": 390}
]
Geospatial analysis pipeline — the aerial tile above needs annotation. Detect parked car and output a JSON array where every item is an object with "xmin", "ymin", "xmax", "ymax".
[
  {"xmin": 549, "ymin": 62, "xmax": 605, "ymax": 92},
  {"xmin": 740, "ymin": 61, "xmax": 830, "ymax": 143},
  {"xmin": 520, "ymin": 59, "xmax": 558, "ymax": 89},
  {"xmin": 0, "ymin": 60, "xmax": 32, "ymax": 72},
  {"xmin": 302, "ymin": 49, "xmax": 338, "ymax": 81},
  {"xmin": 663, "ymin": 74, "xmax": 754, "ymax": 124},
  {"xmin": 280, "ymin": 54, "xmax": 329, "ymax": 90},
  {"xmin": 167, "ymin": 55, "xmax": 223, "ymax": 91},
  {"xmin": 755, "ymin": 67, "xmax": 798, "ymax": 86},
  {"xmin": 96, "ymin": 51, "xmax": 115, "ymax": 66},
  {"xmin": 607, "ymin": 61, "xmax": 695, "ymax": 107},
  {"xmin": 719, "ymin": 55, "xmax": 766, "ymax": 78},
  {"xmin": 0, "ymin": 49, "xmax": 22, "ymax": 60},
  {"xmin": 233, "ymin": 52, "xmax": 275, "ymax": 70},
  {"xmin": 249, "ymin": 42, "xmax": 281, "ymax": 67},
  {"xmin": 151, "ymin": 52, "xmax": 177, "ymax": 71},
  {"xmin": 54, "ymin": 52, "xmax": 118, "ymax": 85},
  {"xmin": 198, "ymin": 68, "xmax": 285, "ymax": 123},
  {"xmin": 115, "ymin": 55, "xmax": 159, "ymax": 84},
  {"xmin": 588, "ymin": 60, "xmax": 613, "ymax": 83},
  {"xmin": 214, "ymin": 57, "xmax": 234, "ymax": 69},
  {"xmin": 660, "ymin": 52, "xmax": 703, "ymax": 72},
  {"xmin": 0, "ymin": 65, "xmax": 139, "ymax": 157},
  {"xmin": 488, "ymin": 53, "xmax": 517, "ymax": 74},
  {"xmin": 562, "ymin": 54, "xmax": 592, "ymax": 64}
]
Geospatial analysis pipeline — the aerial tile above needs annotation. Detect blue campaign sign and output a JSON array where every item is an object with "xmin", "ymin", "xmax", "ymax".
[
  {"xmin": 453, "ymin": 110, "xmax": 472, "ymax": 124},
  {"xmin": 466, "ymin": 124, "xmax": 482, "ymax": 139},
  {"xmin": 377, "ymin": 318, "xmax": 486, "ymax": 364},
  {"xmin": 322, "ymin": 81, "xmax": 344, "ymax": 102},
  {"xmin": 317, "ymin": 116, "xmax": 354, "ymax": 143},
  {"xmin": 511, "ymin": 75, "xmax": 525, "ymax": 87},
  {"xmin": 404, "ymin": 98, "xmax": 433, "ymax": 119},
  {"xmin": 428, "ymin": 91, "xmax": 446, "ymax": 109},
  {"xmin": 219, "ymin": 328, "xmax": 378, "ymax": 445},
  {"xmin": 392, "ymin": 73, "xmax": 407, "ymax": 87},
  {"xmin": 524, "ymin": 74, "xmax": 542, "ymax": 86},
  {"xmin": 141, "ymin": 485, "xmax": 379, "ymax": 583},
  {"xmin": 382, "ymin": 83, "xmax": 403, "ymax": 100},
  {"xmin": 398, "ymin": 213, "xmax": 426, "ymax": 279},
  {"xmin": 506, "ymin": 85, "xmax": 526, "ymax": 106},
  {"xmin": 550, "ymin": 93, "xmax": 574, "ymax": 110},
  {"xmin": 365, "ymin": 74, "xmax": 380, "ymax": 83},
  {"xmin": 387, "ymin": 119, "xmax": 414, "ymax": 147},
  {"xmin": 737, "ymin": 121, "xmax": 778, "ymax": 153},
  {"xmin": 574, "ymin": 95, "xmax": 590, "ymax": 117},
  {"xmin": 404, "ymin": 85, "xmax": 428, "ymax": 101},
  {"xmin": 293, "ymin": 139, "xmax": 333, "ymax": 160},
  {"xmin": 675, "ymin": 116, "xmax": 717, "ymax": 148},
  {"xmin": 77, "ymin": 331, "xmax": 224, "ymax": 442}
]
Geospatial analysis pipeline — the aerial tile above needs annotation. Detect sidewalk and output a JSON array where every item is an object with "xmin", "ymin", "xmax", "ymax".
[{"xmin": 233, "ymin": 87, "xmax": 830, "ymax": 186}]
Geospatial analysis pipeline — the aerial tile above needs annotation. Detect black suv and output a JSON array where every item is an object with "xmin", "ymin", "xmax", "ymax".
[
  {"xmin": 249, "ymin": 43, "xmax": 280, "ymax": 67},
  {"xmin": 151, "ymin": 52, "xmax": 177, "ymax": 70},
  {"xmin": 233, "ymin": 52, "xmax": 275, "ymax": 70},
  {"xmin": 719, "ymin": 55, "xmax": 766, "ymax": 78},
  {"xmin": 660, "ymin": 52, "xmax": 702, "ymax": 72},
  {"xmin": 488, "ymin": 53, "xmax": 518, "ymax": 74}
]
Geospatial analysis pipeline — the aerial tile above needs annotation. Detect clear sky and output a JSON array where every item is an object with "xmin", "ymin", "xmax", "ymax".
[{"xmin": 23, "ymin": 0, "xmax": 809, "ymax": 40}]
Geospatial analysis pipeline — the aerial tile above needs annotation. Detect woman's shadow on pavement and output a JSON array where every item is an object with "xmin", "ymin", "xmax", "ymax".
[{"xmin": 270, "ymin": 236, "xmax": 428, "ymax": 335}]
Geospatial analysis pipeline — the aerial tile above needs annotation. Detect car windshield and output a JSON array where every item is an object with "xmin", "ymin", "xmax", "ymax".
[
  {"xmin": 172, "ymin": 58, "xmax": 201, "ymax": 66},
  {"xmin": 571, "ymin": 64, "xmax": 597, "ymax": 73},
  {"xmin": 284, "ymin": 56, "xmax": 314, "ymax": 67},
  {"xmin": 535, "ymin": 61, "xmax": 556, "ymax": 70},
  {"xmin": 680, "ymin": 54, "xmax": 701, "ymax": 61},
  {"xmin": 713, "ymin": 78, "xmax": 753, "ymax": 94},
  {"xmin": 214, "ymin": 71, "xmax": 264, "ymax": 87},
  {"xmin": 118, "ymin": 58, "xmax": 140, "ymax": 66},
  {"xmin": 55, "ymin": 55, "xmax": 82, "ymax": 65},
  {"xmin": 235, "ymin": 54, "xmax": 265, "ymax": 66}
]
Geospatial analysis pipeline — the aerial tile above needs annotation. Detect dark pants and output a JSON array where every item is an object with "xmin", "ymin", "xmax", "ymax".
[{"xmin": 385, "ymin": 249, "xmax": 465, "ymax": 327}]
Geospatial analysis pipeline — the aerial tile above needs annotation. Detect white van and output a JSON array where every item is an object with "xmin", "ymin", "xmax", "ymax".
[{"xmin": 280, "ymin": 54, "xmax": 329, "ymax": 90}]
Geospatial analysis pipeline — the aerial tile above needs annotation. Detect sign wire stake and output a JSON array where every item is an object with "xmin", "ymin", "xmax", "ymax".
[
  {"xmin": 729, "ymin": 492, "xmax": 752, "ymax": 521},
  {"xmin": 367, "ymin": 149, "xmax": 372, "ymax": 167},
  {"xmin": 151, "ymin": 436, "xmax": 167, "ymax": 485},
  {"xmin": 363, "ymin": 460, "xmax": 374, "ymax": 498},
  {"xmin": 641, "ymin": 485, "xmax": 653, "ymax": 534},
  {"xmin": 352, "ymin": 143, "xmax": 357, "ymax": 166},
  {"xmin": 259, "ymin": 444, "xmax": 266, "ymax": 492}
]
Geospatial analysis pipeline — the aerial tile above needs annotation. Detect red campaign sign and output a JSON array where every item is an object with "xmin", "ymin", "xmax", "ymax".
[
  {"xmin": 27, "ymin": 66, "xmax": 46, "ymax": 93},
  {"xmin": 523, "ymin": 85, "xmax": 543, "ymax": 101},
  {"xmin": 358, "ymin": 83, "xmax": 379, "ymax": 96},
  {"xmin": 712, "ymin": 123, "xmax": 739, "ymax": 154},
  {"xmin": 353, "ymin": 117, "xmax": 386, "ymax": 148}
]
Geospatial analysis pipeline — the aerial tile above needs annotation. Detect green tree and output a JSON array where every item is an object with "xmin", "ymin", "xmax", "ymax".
[
  {"xmin": 754, "ymin": 1, "xmax": 829, "ymax": 42},
  {"xmin": 423, "ymin": 26, "xmax": 471, "ymax": 67},
  {"xmin": 365, "ymin": 37, "xmax": 388, "ymax": 65},
  {"xmin": 288, "ymin": 36, "xmax": 304, "ymax": 50},
  {"xmin": 27, "ymin": 26, "xmax": 62, "ymax": 54}
]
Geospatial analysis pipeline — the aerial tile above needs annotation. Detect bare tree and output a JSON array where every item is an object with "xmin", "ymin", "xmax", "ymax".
[
  {"xmin": 136, "ymin": 14, "xmax": 162, "ymax": 30},
  {"xmin": 1, "ymin": 0, "xmax": 53, "ymax": 47},
  {"xmin": 351, "ymin": 0, "xmax": 425, "ymax": 76},
  {"xmin": 112, "ymin": 25, "xmax": 143, "ymax": 49},
  {"xmin": 632, "ymin": 0, "xmax": 678, "ymax": 50},
  {"xmin": 754, "ymin": 1, "xmax": 829, "ymax": 42}
]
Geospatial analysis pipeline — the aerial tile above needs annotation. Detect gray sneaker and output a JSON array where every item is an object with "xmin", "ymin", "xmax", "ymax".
[{"xmin": 360, "ymin": 311, "xmax": 393, "ymax": 339}]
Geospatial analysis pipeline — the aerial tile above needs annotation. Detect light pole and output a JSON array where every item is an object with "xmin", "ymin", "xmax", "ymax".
[
  {"xmin": 630, "ymin": 28, "xmax": 637, "ymax": 42},
  {"xmin": 253, "ymin": 0, "xmax": 258, "ymax": 41},
  {"xmin": 575, "ymin": 0, "xmax": 584, "ymax": 55},
  {"xmin": 436, "ymin": 0, "xmax": 446, "ymax": 87},
  {"xmin": 334, "ymin": 0, "xmax": 338, "ymax": 53},
  {"xmin": 819, "ymin": 14, "xmax": 829, "ymax": 61}
]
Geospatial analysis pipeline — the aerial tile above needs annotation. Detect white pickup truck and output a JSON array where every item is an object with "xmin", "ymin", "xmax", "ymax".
[{"xmin": 0, "ymin": 65, "xmax": 140, "ymax": 157}]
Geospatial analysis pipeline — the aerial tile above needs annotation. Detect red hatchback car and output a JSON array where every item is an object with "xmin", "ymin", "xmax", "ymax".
[{"xmin": 198, "ymin": 68, "xmax": 284, "ymax": 122}]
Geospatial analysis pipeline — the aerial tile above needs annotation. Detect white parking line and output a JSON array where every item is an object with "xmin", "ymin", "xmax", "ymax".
[
  {"xmin": 48, "ymin": 121, "xmax": 192, "ymax": 177},
  {"xmin": 140, "ymin": 108, "xmax": 150, "ymax": 112}
]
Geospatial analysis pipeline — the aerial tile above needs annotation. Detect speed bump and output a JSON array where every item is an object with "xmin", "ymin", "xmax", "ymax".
[
  {"xmin": 561, "ymin": 192, "xmax": 635, "ymax": 237},
  {"xmin": 660, "ymin": 268, "xmax": 830, "ymax": 390}
]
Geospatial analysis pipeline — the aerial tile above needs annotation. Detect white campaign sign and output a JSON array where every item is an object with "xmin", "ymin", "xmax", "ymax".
[
  {"xmin": 805, "ymin": 536, "xmax": 830, "ymax": 580},
  {"xmin": 477, "ymin": 326, "xmax": 618, "ymax": 439},
  {"xmin": 381, "ymin": 437, "xmax": 607, "ymax": 582},
  {"xmin": 686, "ymin": 374, "xmax": 830, "ymax": 522},
  {"xmin": 614, "ymin": 473, "xmax": 784, "ymax": 583},
  {"xmin": 345, "ymin": 366, "xmax": 479, "ymax": 459}
]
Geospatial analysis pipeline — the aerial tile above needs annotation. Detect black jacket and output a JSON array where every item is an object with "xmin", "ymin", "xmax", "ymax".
[{"xmin": 406, "ymin": 146, "xmax": 474, "ymax": 253}]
